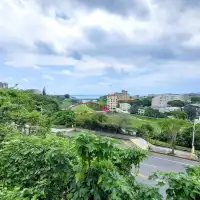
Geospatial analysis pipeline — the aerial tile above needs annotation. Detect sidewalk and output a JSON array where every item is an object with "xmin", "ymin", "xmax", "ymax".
[{"xmin": 149, "ymin": 144, "xmax": 198, "ymax": 161}]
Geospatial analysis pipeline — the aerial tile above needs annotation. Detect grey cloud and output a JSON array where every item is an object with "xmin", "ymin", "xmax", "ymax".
[
  {"xmin": 68, "ymin": 51, "xmax": 82, "ymax": 60},
  {"xmin": 34, "ymin": 41, "xmax": 57, "ymax": 55},
  {"xmin": 82, "ymin": 27, "xmax": 200, "ymax": 62},
  {"xmin": 75, "ymin": 0, "xmax": 150, "ymax": 18},
  {"xmin": 37, "ymin": 0, "xmax": 150, "ymax": 18}
]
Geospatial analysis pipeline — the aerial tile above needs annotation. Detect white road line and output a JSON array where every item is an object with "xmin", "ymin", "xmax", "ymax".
[
  {"xmin": 141, "ymin": 163, "xmax": 158, "ymax": 168},
  {"xmin": 151, "ymin": 156, "xmax": 194, "ymax": 166}
]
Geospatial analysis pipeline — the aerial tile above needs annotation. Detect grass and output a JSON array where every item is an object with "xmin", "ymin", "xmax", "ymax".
[
  {"xmin": 107, "ymin": 113, "xmax": 162, "ymax": 132},
  {"xmin": 60, "ymin": 100, "xmax": 74, "ymax": 109},
  {"xmin": 72, "ymin": 104, "xmax": 95, "ymax": 113}
]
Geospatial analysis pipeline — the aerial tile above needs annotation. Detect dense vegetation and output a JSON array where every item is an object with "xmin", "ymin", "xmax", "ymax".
[{"xmin": 0, "ymin": 88, "xmax": 200, "ymax": 199}]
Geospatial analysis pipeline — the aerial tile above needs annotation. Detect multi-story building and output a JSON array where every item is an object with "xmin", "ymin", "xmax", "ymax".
[
  {"xmin": 151, "ymin": 94, "xmax": 191, "ymax": 108},
  {"xmin": 115, "ymin": 90, "xmax": 130, "ymax": 100},
  {"xmin": 0, "ymin": 82, "xmax": 8, "ymax": 88},
  {"xmin": 107, "ymin": 94, "xmax": 118, "ymax": 112},
  {"xmin": 107, "ymin": 90, "xmax": 134, "ymax": 112}
]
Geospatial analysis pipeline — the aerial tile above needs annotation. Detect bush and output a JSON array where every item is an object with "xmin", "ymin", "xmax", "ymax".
[
  {"xmin": 136, "ymin": 124, "xmax": 155, "ymax": 139},
  {"xmin": 52, "ymin": 110, "xmax": 75, "ymax": 126}
]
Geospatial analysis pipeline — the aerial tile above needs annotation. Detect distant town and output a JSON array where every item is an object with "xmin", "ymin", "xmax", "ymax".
[{"xmin": 1, "ymin": 81, "xmax": 200, "ymax": 120}]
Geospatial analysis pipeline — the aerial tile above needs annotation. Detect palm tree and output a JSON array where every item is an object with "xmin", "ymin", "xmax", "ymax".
[{"xmin": 159, "ymin": 119, "xmax": 187, "ymax": 155}]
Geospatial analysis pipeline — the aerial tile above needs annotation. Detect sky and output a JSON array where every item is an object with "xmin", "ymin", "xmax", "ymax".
[{"xmin": 0, "ymin": 0, "xmax": 200, "ymax": 96}]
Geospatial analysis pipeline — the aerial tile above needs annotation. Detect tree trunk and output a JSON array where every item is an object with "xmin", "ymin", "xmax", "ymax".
[{"xmin": 171, "ymin": 132, "xmax": 177, "ymax": 155}]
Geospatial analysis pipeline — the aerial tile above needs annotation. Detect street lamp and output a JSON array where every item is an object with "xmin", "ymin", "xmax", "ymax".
[{"xmin": 191, "ymin": 117, "xmax": 200, "ymax": 158}]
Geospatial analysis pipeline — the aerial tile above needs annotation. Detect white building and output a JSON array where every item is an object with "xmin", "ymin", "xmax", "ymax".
[
  {"xmin": 151, "ymin": 94, "xmax": 191, "ymax": 108},
  {"xmin": 119, "ymin": 103, "xmax": 131, "ymax": 112},
  {"xmin": 0, "ymin": 82, "xmax": 8, "ymax": 88},
  {"xmin": 158, "ymin": 107, "xmax": 181, "ymax": 113}
]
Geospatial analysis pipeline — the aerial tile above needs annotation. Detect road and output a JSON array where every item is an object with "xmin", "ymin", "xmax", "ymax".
[{"xmin": 137, "ymin": 152, "xmax": 199, "ymax": 198}]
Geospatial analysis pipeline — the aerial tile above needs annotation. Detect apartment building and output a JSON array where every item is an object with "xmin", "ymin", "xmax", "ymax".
[
  {"xmin": 151, "ymin": 94, "xmax": 191, "ymax": 108},
  {"xmin": 115, "ymin": 90, "xmax": 130, "ymax": 100},
  {"xmin": 107, "ymin": 90, "xmax": 133, "ymax": 112},
  {"xmin": 107, "ymin": 94, "xmax": 118, "ymax": 112},
  {"xmin": 0, "ymin": 82, "xmax": 8, "ymax": 88}
]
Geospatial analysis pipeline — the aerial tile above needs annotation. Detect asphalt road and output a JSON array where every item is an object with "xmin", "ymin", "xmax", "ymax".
[{"xmin": 137, "ymin": 152, "xmax": 199, "ymax": 198}]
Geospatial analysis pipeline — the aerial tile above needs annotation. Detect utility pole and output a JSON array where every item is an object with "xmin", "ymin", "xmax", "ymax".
[{"xmin": 191, "ymin": 117, "xmax": 200, "ymax": 158}]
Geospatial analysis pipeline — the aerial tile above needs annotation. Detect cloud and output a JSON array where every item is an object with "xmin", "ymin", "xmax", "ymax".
[
  {"xmin": 42, "ymin": 74, "xmax": 54, "ymax": 81},
  {"xmin": 61, "ymin": 70, "xmax": 72, "ymax": 75},
  {"xmin": 0, "ymin": 0, "xmax": 200, "ymax": 94},
  {"xmin": 33, "ymin": 65, "xmax": 41, "ymax": 70},
  {"xmin": 22, "ymin": 78, "xmax": 28, "ymax": 82}
]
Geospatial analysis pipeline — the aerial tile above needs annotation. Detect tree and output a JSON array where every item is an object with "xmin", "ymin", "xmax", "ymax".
[
  {"xmin": 130, "ymin": 99, "xmax": 142, "ymax": 106},
  {"xmin": 144, "ymin": 108, "xmax": 165, "ymax": 118},
  {"xmin": 167, "ymin": 100, "xmax": 185, "ymax": 107},
  {"xmin": 52, "ymin": 110, "xmax": 75, "ymax": 126},
  {"xmin": 167, "ymin": 110, "xmax": 187, "ymax": 119},
  {"xmin": 136, "ymin": 124, "xmax": 155, "ymax": 139},
  {"xmin": 159, "ymin": 119, "xmax": 187, "ymax": 155},
  {"xmin": 176, "ymin": 124, "xmax": 200, "ymax": 150},
  {"xmin": 115, "ymin": 114, "xmax": 132, "ymax": 131},
  {"xmin": 64, "ymin": 94, "xmax": 70, "ymax": 99},
  {"xmin": 191, "ymin": 96, "xmax": 200, "ymax": 103},
  {"xmin": 129, "ymin": 105, "xmax": 139, "ymax": 114},
  {"xmin": 142, "ymin": 98, "xmax": 151, "ymax": 107},
  {"xmin": 184, "ymin": 105, "xmax": 197, "ymax": 121},
  {"xmin": 42, "ymin": 87, "xmax": 46, "ymax": 95}
]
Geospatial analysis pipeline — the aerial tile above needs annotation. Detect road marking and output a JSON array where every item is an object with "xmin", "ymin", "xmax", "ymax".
[
  {"xmin": 151, "ymin": 156, "xmax": 194, "ymax": 166},
  {"xmin": 138, "ymin": 173, "xmax": 148, "ymax": 179},
  {"xmin": 141, "ymin": 163, "xmax": 158, "ymax": 168}
]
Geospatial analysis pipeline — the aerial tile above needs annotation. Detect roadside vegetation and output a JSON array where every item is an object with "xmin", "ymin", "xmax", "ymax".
[{"xmin": 0, "ymin": 88, "xmax": 200, "ymax": 199}]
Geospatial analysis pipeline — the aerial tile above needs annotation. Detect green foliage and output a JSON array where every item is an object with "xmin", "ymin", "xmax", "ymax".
[
  {"xmin": 197, "ymin": 152, "xmax": 200, "ymax": 160},
  {"xmin": 97, "ymin": 95, "xmax": 107, "ymax": 105},
  {"xmin": 159, "ymin": 119, "xmax": 187, "ymax": 154},
  {"xmin": 0, "ymin": 187, "xmax": 29, "ymax": 200},
  {"xmin": 150, "ymin": 169, "xmax": 200, "ymax": 200},
  {"xmin": 0, "ymin": 131, "xmax": 161, "ymax": 200},
  {"xmin": 118, "ymin": 98, "xmax": 151, "ymax": 108},
  {"xmin": 0, "ymin": 124, "xmax": 19, "ymax": 145},
  {"xmin": 184, "ymin": 105, "xmax": 197, "ymax": 121},
  {"xmin": 114, "ymin": 114, "xmax": 132, "ymax": 130},
  {"xmin": 111, "ymin": 147, "xmax": 147, "ymax": 175},
  {"xmin": 167, "ymin": 110, "xmax": 187, "ymax": 119},
  {"xmin": 129, "ymin": 105, "xmax": 139, "ymax": 114},
  {"xmin": 136, "ymin": 124, "xmax": 155, "ymax": 139},
  {"xmin": 191, "ymin": 96, "xmax": 200, "ymax": 103},
  {"xmin": 176, "ymin": 125, "xmax": 200, "ymax": 150},
  {"xmin": 0, "ymin": 135, "xmax": 75, "ymax": 199},
  {"xmin": 52, "ymin": 110, "xmax": 75, "ymax": 126},
  {"xmin": 64, "ymin": 94, "xmax": 70, "ymax": 99},
  {"xmin": 167, "ymin": 100, "xmax": 185, "ymax": 107},
  {"xmin": 144, "ymin": 108, "xmax": 166, "ymax": 118},
  {"xmin": 133, "ymin": 183, "xmax": 162, "ymax": 200},
  {"xmin": 72, "ymin": 132, "xmax": 116, "ymax": 168}
]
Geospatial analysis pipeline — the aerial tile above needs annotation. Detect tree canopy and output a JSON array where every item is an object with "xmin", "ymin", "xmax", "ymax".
[{"xmin": 167, "ymin": 100, "xmax": 185, "ymax": 107}]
